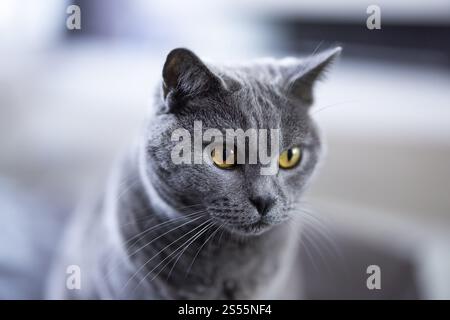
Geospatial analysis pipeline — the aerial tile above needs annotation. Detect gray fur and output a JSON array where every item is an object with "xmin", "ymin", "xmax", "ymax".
[{"xmin": 46, "ymin": 47, "xmax": 341, "ymax": 299}]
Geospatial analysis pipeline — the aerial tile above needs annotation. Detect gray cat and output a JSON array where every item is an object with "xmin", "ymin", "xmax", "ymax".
[{"xmin": 46, "ymin": 47, "xmax": 341, "ymax": 299}]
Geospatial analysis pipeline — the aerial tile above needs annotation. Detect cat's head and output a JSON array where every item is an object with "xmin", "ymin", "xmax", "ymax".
[{"xmin": 142, "ymin": 47, "xmax": 340, "ymax": 236}]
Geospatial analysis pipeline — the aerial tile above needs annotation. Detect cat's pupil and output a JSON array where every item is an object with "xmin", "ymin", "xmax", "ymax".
[{"xmin": 287, "ymin": 149, "xmax": 293, "ymax": 161}]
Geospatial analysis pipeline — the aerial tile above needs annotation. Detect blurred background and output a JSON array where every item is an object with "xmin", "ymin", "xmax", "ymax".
[{"xmin": 0, "ymin": 0, "xmax": 449, "ymax": 299}]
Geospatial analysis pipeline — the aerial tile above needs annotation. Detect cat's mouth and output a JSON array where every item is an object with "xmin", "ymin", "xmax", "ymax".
[
  {"xmin": 239, "ymin": 220, "xmax": 272, "ymax": 235},
  {"xmin": 222, "ymin": 218, "xmax": 274, "ymax": 236}
]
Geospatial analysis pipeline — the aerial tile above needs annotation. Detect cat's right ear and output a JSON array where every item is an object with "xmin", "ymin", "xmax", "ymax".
[
  {"xmin": 161, "ymin": 48, "xmax": 224, "ymax": 112},
  {"xmin": 286, "ymin": 47, "xmax": 342, "ymax": 105}
]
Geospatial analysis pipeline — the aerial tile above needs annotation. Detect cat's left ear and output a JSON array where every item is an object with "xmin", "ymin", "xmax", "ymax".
[
  {"xmin": 161, "ymin": 48, "xmax": 225, "ymax": 112},
  {"xmin": 286, "ymin": 47, "xmax": 342, "ymax": 105}
]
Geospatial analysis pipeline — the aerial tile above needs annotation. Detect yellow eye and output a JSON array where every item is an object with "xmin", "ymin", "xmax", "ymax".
[
  {"xmin": 211, "ymin": 147, "xmax": 236, "ymax": 169},
  {"xmin": 279, "ymin": 147, "xmax": 302, "ymax": 169}
]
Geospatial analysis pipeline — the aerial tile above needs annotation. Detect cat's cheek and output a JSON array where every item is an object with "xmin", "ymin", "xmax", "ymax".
[{"xmin": 279, "ymin": 156, "xmax": 315, "ymax": 196}]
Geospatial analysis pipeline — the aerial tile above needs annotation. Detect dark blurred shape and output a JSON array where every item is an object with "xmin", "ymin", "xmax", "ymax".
[
  {"xmin": 269, "ymin": 18, "xmax": 449, "ymax": 67},
  {"xmin": 300, "ymin": 231, "xmax": 420, "ymax": 299},
  {"xmin": 65, "ymin": 0, "xmax": 166, "ymax": 42}
]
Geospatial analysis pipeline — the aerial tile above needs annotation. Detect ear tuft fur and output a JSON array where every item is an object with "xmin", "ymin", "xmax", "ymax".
[{"xmin": 287, "ymin": 46, "xmax": 342, "ymax": 104}]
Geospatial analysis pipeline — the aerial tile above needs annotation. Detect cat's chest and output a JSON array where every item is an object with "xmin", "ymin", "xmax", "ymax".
[
  {"xmin": 167, "ymin": 233, "xmax": 297, "ymax": 299},
  {"xmin": 174, "ymin": 258, "xmax": 281, "ymax": 299}
]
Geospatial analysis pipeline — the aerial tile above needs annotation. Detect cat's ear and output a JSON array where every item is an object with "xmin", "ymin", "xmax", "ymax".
[
  {"xmin": 287, "ymin": 47, "xmax": 342, "ymax": 104},
  {"xmin": 161, "ymin": 48, "xmax": 224, "ymax": 111}
]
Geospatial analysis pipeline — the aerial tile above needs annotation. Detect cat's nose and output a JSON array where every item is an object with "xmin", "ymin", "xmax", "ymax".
[{"xmin": 249, "ymin": 196, "xmax": 275, "ymax": 216}]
